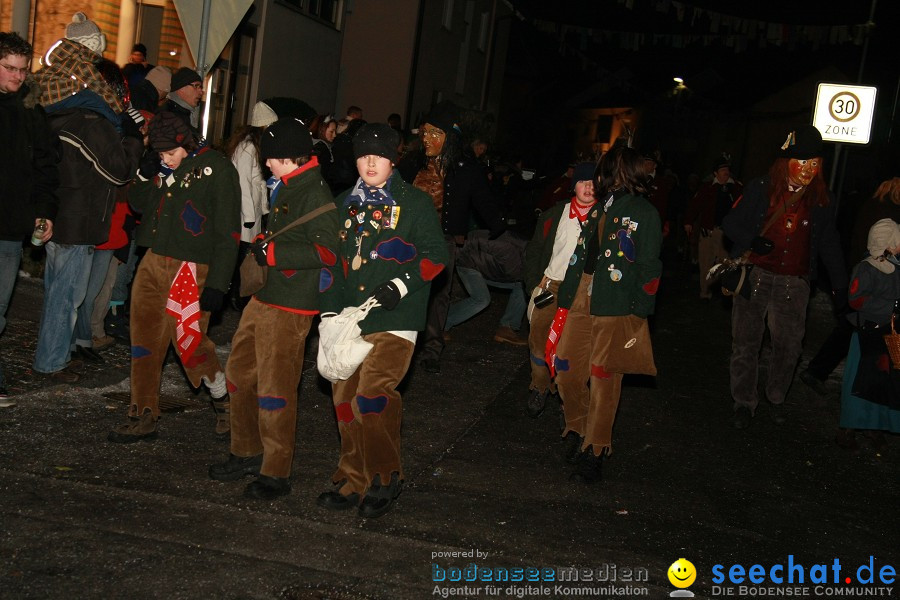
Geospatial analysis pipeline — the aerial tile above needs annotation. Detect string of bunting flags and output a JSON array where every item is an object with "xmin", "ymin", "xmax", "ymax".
[{"xmin": 529, "ymin": 0, "xmax": 873, "ymax": 53}]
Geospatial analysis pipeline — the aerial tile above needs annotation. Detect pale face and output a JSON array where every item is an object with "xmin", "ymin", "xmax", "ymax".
[
  {"xmin": 175, "ymin": 81, "xmax": 204, "ymax": 108},
  {"xmin": 421, "ymin": 123, "xmax": 446, "ymax": 157},
  {"xmin": 788, "ymin": 157, "xmax": 821, "ymax": 187},
  {"xmin": 159, "ymin": 147, "xmax": 188, "ymax": 170},
  {"xmin": 322, "ymin": 121, "xmax": 337, "ymax": 143},
  {"xmin": 574, "ymin": 179, "xmax": 595, "ymax": 205},
  {"xmin": 0, "ymin": 54, "xmax": 29, "ymax": 94},
  {"xmin": 356, "ymin": 155, "xmax": 393, "ymax": 188},
  {"xmin": 266, "ymin": 158, "xmax": 299, "ymax": 179}
]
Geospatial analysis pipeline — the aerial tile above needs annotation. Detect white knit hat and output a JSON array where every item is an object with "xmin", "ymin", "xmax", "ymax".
[
  {"xmin": 250, "ymin": 101, "xmax": 278, "ymax": 128},
  {"xmin": 865, "ymin": 218, "xmax": 900, "ymax": 273}
]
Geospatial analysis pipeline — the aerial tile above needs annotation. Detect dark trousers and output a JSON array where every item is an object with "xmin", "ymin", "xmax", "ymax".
[
  {"xmin": 730, "ymin": 267, "xmax": 810, "ymax": 412},
  {"xmin": 418, "ymin": 236, "xmax": 457, "ymax": 362},
  {"xmin": 806, "ymin": 316, "xmax": 853, "ymax": 380}
]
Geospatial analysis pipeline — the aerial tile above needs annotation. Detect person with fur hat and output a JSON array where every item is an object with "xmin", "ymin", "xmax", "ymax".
[
  {"xmin": 164, "ymin": 67, "xmax": 204, "ymax": 132},
  {"xmin": 684, "ymin": 153, "xmax": 743, "ymax": 299},
  {"xmin": 222, "ymin": 100, "xmax": 279, "ymax": 309},
  {"xmin": 838, "ymin": 218, "xmax": 900, "ymax": 444},
  {"xmin": 396, "ymin": 100, "xmax": 504, "ymax": 374},
  {"xmin": 0, "ymin": 31, "xmax": 60, "ymax": 404},
  {"xmin": 317, "ymin": 123, "xmax": 448, "ymax": 518},
  {"xmin": 108, "ymin": 111, "xmax": 241, "ymax": 443},
  {"xmin": 522, "ymin": 162, "xmax": 599, "ymax": 420},
  {"xmin": 209, "ymin": 117, "xmax": 339, "ymax": 500},
  {"xmin": 722, "ymin": 124, "xmax": 847, "ymax": 430}
]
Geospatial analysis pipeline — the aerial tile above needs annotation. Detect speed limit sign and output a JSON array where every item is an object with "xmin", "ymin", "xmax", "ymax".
[{"xmin": 813, "ymin": 83, "xmax": 878, "ymax": 144}]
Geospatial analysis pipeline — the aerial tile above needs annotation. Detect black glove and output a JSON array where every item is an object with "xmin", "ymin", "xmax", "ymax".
[
  {"xmin": 250, "ymin": 240, "xmax": 269, "ymax": 266},
  {"xmin": 138, "ymin": 155, "xmax": 159, "ymax": 179},
  {"xmin": 371, "ymin": 280, "xmax": 402, "ymax": 310},
  {"xmin": 199, "ymin": 288, "xmax": 225, "ymax": 312},
  {"xmin": 750, "ymin": 236, "xmax": 775, "ymax": 255}
]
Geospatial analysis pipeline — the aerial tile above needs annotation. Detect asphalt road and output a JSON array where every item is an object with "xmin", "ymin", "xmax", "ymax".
[{"xmin": 0, "ymin": 255, "xmax": 896, "ymax": 600}]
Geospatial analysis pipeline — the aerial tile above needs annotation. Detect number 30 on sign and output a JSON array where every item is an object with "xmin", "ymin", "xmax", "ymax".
[{"xmin": 813, "ymin": 83, "xmax": 878, "ymax": 145}]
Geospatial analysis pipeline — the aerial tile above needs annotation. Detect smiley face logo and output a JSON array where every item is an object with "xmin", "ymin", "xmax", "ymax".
[{"xmin": 668, "ymin": 558, "xmax": 696, "ymax": 588}]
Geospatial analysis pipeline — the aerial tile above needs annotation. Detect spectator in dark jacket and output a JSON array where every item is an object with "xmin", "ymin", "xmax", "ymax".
[{"xmin": 0, "ymin": 32, "xmax": 60, "ymax": 403}]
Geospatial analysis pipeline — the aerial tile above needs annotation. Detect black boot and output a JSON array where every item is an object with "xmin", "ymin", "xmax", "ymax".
[
  {"xmin": 358, "ymin": 473, "xmax": 402, "ymax": 518},
  {"xmin": 208, "ymin": 453, "xmax": 262, "ymax": 481},
  {"xmin": 526, "ymin": 389, "xmax": 549, "ymax": 418},
  {"xmin": 244, "ymin": 475, "xmax": 291, "ymax": 500},
  {"xmin": 570, "ymin": 446, "xmax": 603, "ymax": 484},
  {"xmin": 317, "ymin": 481, "xmax": 362, "ymax": 511},
  {"xmin": 562, "ymin": 431, "xmax": 584, "ymax": 464}
]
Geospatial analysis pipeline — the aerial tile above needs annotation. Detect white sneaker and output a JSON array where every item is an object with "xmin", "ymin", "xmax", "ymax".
[{"xmin": 0, "ymin": 387, "xmax": 15, "ymax": 408}]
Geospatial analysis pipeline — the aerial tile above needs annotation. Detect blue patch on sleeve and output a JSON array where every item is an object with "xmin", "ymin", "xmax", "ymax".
[
  {"xmin": 258, "ymin": 396, "xmax": 287, "ymax": 411},
  {"xmin": 357, "ymin": 395, "xmax": 388, "ymax": 415},
  {"xmin": 131, "ymin": 345, "xmax": 151, "ymax": 358},
  {"xmin": 181, "ymin": 201, "xmax": 207, "ymax": 236},
  {"xmin": 553, "ymin": 356, "xmax": 570, "ymax": 372}
]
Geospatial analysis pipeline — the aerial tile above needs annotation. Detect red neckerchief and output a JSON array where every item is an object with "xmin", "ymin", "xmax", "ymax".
[{"xmin": 569, "ymin": 197, "xmax": 596, "ymax": 223}]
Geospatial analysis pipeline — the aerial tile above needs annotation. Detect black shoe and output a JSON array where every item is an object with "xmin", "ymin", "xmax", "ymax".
[
  {"xmin": 419, "ymin": 358, "xmax": 441, "ymax": 374},
  {"xmin": 317, "ymin": 489, "xmax": 362, "ymax": 511},
  {"xmin": 563, "ymin": 431, "xmax": 583, "ymax": 464},
  {"xmin": 570, "ymin": 447, "xmax": 603, "ymax": 484},
  {"xmin": 358, "ymin": 473, "xmax": 402, "ymax": 519},
  {"xmin": 208, "ymin": 453, "xmax": 263, "ymax": 481},
  {"xmin": 733, "ymin": 406, "xmax": 752, "ymax": 430},
  {"xmin": 526, "ymin": 389, "xmax": 549, "ymax": 418},
  {"xmin": 769, "ymin": 402, "xmax": 786, "ymax": 425},
  {"xmin": 75, "ymin": 345, "xmax": 104, "ymax": 363},
  {"xmin": 799, "ymin": 369, "xmax": 828, "ymax": 396},
  {"xmin": 243, "ymin": 475, "xmax": 290, "ymax": 500}
]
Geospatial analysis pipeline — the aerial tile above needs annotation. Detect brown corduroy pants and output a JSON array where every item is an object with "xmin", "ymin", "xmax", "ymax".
[
  {"xmin": 227, "ymin": 298, "xmax": 313, "ymax": 479},
  {"xmin": 330, "ymin": 332, "xmax": 415, "ymax": 496},
  {"xmin": 128, "ymin": 251, "xmax": 224, "ymax": 418},
  {"xmin": 555, "ymin": 274, "xmax": 624, "ymax": 456}
]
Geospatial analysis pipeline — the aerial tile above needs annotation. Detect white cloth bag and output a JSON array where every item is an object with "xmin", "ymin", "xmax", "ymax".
[{"xmin": 316, "ymin": 297, "xmax": 380, "ymax": 383}]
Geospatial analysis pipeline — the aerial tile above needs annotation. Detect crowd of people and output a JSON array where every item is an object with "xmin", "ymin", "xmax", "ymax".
[{"xmin": 1, "ymin": 13, "xmax": 897, "ymax": 519}]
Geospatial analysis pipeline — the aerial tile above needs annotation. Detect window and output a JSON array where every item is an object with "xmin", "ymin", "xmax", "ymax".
[{"xmin": 277, "ymin": 0, "xmax": 340, "ymax": 27}]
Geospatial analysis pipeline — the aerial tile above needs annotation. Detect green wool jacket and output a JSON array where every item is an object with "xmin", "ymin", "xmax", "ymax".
[
  {"xmin": 557, "ymin": 191, "xmax": 662, "ymax": 317},
  {"xmin": 525, "ymin": 200, "xmax": 568, "ymax": 292},
  {"xmin": 322, "ymin": 171, "xmax": 449, "ymax": 334},
  {"xmin": 254, "ymin": 165, "xmax": 340, "ymax": 311},
  {"xmin": 130, "ymin": 147, "xmax": 241, "ymax": 293}
]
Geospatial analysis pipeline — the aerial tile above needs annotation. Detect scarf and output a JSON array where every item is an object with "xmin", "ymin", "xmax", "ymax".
[
  {"xmin": 165, "ymin": 261, "xmax": 201, "ymax": 363},
  {"xmin": 344, "ymin": 178, "xmax": 396, "ymax": 207}
]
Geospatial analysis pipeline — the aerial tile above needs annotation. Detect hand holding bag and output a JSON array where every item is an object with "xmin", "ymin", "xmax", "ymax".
[
  {"xmin": 316, "ymin": 297, "xmax": 380, "ymax": 383},
  {"xmin": 239, "ymin": 203, "xmax": 336, "ymax": 297}
]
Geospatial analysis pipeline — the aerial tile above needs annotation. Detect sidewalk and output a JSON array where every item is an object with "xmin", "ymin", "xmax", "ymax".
[{"xmin": 0, "ymin": 260, "xmax": 895, "ymax": 599}]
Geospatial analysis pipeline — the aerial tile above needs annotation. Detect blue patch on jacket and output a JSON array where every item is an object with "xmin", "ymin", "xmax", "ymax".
[
  {"xmin": 258, "ymin": 396, "xmax": 287, "ymax": 411},
  {"xmin": 131, "ymin": 345, "xmax": 151, "ymax": 358},
  {"xmin": 181, "ymin": 201, "xmax": 207, "ymax": 236},
  {"xmin": 357, "ymin": 395, "xmax": 388, "ymax": 415}
]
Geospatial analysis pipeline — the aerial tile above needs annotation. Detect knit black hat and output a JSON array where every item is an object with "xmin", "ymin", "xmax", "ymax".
[
  {"xmin": 260, "ymin": 117, "xmax": 313, "ymax": 160},
  {"xmin": 423, "ymin": 101, "xmax": 459, "ymax": 135},
  {"xmin": 171, "ymin": 67, "xmax": 201, "ymax": 91},
  {"xmin": 570, "ymin": 162, "xmax": 596, "ymax": 191},
  {"xmin": 148, "ymin": 111, "xmax": 193, "ymax": 152},
  {"xmin": 713, "ymin": 152, "xmax": 732, "ymax": 171},
  {"xmin": 132, "ymin": 43, "xmax": 147, "ymax": 55},
  {"xmin": 778, "ymin": 124, "xmax": 823, "ymax": 160},
  {"xmin": 353, "ymin": 123, "xmax": 400, "ymax": 163}
]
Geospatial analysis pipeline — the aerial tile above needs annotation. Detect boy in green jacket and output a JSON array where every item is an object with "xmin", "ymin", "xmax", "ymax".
[
  {"xmin": 208, "ymin": 117, "xmax": 340, "ymax": 500},
  {"xmin": 108, "ymin": 111, "xmax": 240, "ymax": 443},
  {"xmin": 317, "ymin": 123, "xmax": 448, "ymax": 518}
]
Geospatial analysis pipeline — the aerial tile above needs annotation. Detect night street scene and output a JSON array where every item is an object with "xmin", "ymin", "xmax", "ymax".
[{"xmin": 0, "ymin": 1, "xmax": 897, "ymax": 599}]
